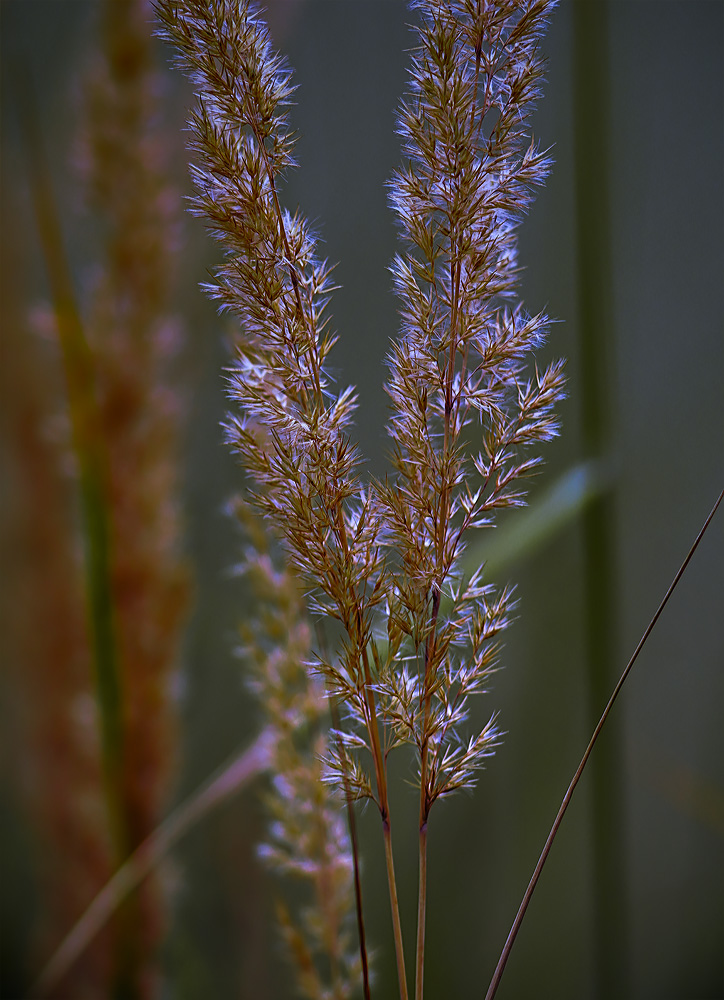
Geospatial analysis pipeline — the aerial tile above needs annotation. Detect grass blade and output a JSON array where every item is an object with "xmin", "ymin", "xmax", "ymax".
[{"xmin": 462, "ymin": 460, "xmax": 606, "ymax": 579}]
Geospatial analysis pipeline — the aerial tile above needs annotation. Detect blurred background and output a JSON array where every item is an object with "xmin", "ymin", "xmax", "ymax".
[{"xmin": 1, "ymin": 1, "xmax": 722, "ymax": 998}]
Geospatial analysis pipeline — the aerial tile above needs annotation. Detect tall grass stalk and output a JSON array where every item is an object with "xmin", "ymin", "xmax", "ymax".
[
  {"xmin": 20, "ymin": 0, "xmax": 189, "ymax": 993},
  {"xmin": 571, "ymin": 0, "xmax": 628, "ymax": 993},
  {"xmin": 157, "ymin": 1, "xmax": 563, "ymax": 995},
  {"xmin": 2, "ymin": 163, "xmax": 112, "ymax": 1000},
  {"xmin": 21, "ymin": 70, "xmax": 128, "ymax": 893},
  {"xmin": 23, "ymin": 84, "xmax": 140, "ymax": 1000}
]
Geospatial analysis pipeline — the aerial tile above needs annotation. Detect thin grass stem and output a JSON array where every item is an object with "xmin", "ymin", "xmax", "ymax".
[
  {"xmin": 415, "ymin": 820, "xmax": 428, "ymax": 1000},
  {"xmin": 383, "ymin": 819, "xmax": 409, "ymax": 1000},
  {"xmin": 361, "ymin": 646, "xmax": 409, "ymax": 1000},
  {"xmin": 328, "ymin": 694, "xmax": 371, "ymax": 1000},
  {"xmin": 33, "ymin": 732, "xmax": 272, "ymax": 997},
  {"xmin": 320, "ymin": 611, "xmax": 371, "ymax": 1000},
  {"xmin": 346, "ymin": 784, "xmax": 371, "ymax": 1000},
  {"xmin": 484, "ymin": 486, "xmax": 724, "ymax": 1000}
]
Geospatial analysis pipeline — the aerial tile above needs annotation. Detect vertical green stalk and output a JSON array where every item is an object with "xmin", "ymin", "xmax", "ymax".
[
  {"xmin": 22, "ymin": 88, "xmax": 137, "ymax": 998},
  {"xmin": 572, "ymin": 1, "xmax": 628, "ymax": 995},
  {"xmin": 22, "ymin": 88, "xmax": 126, "ymax": 862}
]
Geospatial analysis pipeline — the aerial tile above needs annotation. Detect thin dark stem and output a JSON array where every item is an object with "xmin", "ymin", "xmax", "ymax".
[
  {"xmin": 327, "ymin": 692, "xmax": 371, "ymax": 1000},
  {"xmin": 383, "ymin": 820, "xmax": 409, "ymax": 1000},
  {"xmin": 361, "ymin": 642, "xmax": 409, "ymax": 1000},
  {"xmin": 484, "ymin": 486, "xmax": 724, "ymax": 1000},
  {"xmin": 327, "ymin": 432, "xmax": 405, "ymax": 996},
  {"xmin": 346, "ymin": 781, "xmax": 371, "ymax": 1000}
]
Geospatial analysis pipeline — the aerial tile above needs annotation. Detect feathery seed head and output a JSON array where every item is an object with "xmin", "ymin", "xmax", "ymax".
[{"xmin": 159, "ymin": 0, "xmax": 561, "ymax": 990}]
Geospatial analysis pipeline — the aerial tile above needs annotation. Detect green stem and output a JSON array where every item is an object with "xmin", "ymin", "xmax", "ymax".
[
  {"xmin": 20, "ymin": 78, "xmax": 134, "ymax": 995},
  {"xmin": 22, "ymin": 78, "xmax": 126, "ymax": 855},
  {"xmin": 572, "ymin": 1, "xmax": 628, "ymax": 994}
]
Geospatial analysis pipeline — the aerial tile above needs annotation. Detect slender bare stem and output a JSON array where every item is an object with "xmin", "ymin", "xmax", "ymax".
[
  {"xmin": 415, "ymin": 819, "xmax": 429, "ymax": 1000},
  {"xmin": 415, "ymin": 583, "xmax": 441, "ymax": 1000},
  {"xmin": 383, "ymin": 818, "xmax": 409, "ymax": 1000},
  {"xmin": 361, "ymin": 646, "xmax": 409, "ymax": 1000},
  {"xmin": 34, "ymin": 733, "xmax": 272, "ymax": 997},
  {"xmin": 484, "ymin": 486, "xmax": 724, "ymax": 1000},
  {"xmin": 346, "ymin": 789, "xmax": 371, "ymax": 1000}
]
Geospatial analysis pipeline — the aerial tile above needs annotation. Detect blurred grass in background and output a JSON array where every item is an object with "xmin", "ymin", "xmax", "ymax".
[{"xmin": 1, "ymin": 2, "xmax": 722, "ymax": 998}]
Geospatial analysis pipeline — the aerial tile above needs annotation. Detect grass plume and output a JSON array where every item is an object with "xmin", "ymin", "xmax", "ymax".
[
  {"xmin": 236, "ymin": 499, "xmax": 362, "ymax": 999},
  {"xmin": 4, "ymin": 1, "xmax": 720, "ymax": 996},
  {"xmin": 15, "ymin": 0, "xmax": 189, "ymax": 992},
  {"xmin": 156, "ymin": 1, "xmax": 562, "ymax": 995}
]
